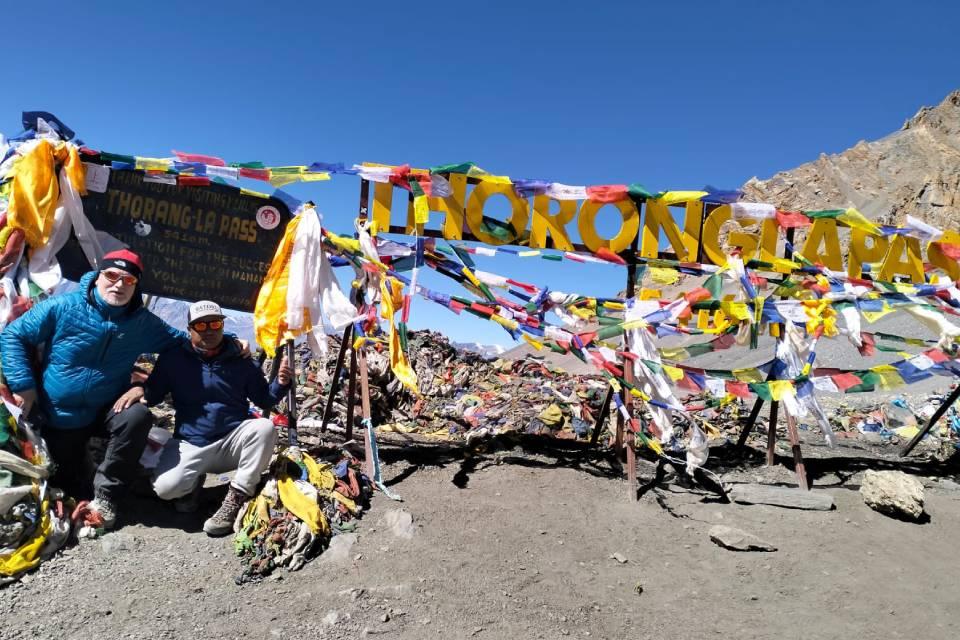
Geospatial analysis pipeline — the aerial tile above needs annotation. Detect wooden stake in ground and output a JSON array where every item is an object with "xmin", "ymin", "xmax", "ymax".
[{"xmin": 320, "ymin": 324, "xmax": 354, "ymax": 433}]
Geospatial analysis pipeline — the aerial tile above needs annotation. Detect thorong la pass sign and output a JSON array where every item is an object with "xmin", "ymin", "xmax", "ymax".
[
  {"xmin": 370, "ymin": 169, "xmax": 959, "ymax": 283},
  {"xmin": 58, "ymin": 167, "xmax": 290, "ymax": 311}
]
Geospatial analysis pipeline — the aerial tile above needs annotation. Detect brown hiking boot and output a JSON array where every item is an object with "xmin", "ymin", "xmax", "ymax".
[{"xmin": 203, "ymin": 486, "xmax": 249, "ymax": 537}]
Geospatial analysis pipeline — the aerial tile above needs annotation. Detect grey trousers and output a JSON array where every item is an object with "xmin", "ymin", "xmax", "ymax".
[{"xmin": 152, "ymin": 418, "xmax": 277, "ymax": 499}]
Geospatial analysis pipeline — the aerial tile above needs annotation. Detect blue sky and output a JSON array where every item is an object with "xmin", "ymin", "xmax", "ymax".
[{"xmin": 3, "ymin": 1, "xmax": 959, "ymax": 346}]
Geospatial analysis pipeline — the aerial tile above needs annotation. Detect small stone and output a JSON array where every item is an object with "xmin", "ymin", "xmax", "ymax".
[
  {"xmin": 708, "ymin": 525, "xmax": 777, "ymax": 552},
  {"xmin": 610, "ymin": 553, "xmax": 628, "ymax": 564},
  {"xmin": 381, "ymin": 613, "xmax": 390, "ymax": 623},
  {"xmin": 323, "ymin": 611, "xmax": 341, "ymax": 626}
]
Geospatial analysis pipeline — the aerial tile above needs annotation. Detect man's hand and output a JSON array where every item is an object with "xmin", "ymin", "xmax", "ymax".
[
  {"xmin": 12, "ymin": 389, "xmax": 37, "ymax": 415},
  {"xmin": 277, "ymin": 355, "xmax": 293, "ymax": 386},
  {"xmin": 113, "ymin": 386, "xmax": 145, "ymax": 413}
]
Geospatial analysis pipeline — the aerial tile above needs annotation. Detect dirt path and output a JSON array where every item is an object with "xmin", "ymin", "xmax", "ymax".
[{"xmin": 3, "ymin": 442, "xmax": 960, "ymax": 640}]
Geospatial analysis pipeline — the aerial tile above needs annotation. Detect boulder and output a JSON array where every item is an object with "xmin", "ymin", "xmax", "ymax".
[
  {"xmin": 321, "ymin": 533, "xmax": 358, "ymax": 564},
  {"xmin": 860, "ymin": 470, "xmax": 925, "ymax": 520},
  {"xmin": 383, "ymin": 509, "xmax": 415, "ymax": 540}
]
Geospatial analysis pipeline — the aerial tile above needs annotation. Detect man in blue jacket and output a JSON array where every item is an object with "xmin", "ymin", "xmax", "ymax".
[
  {"xmin": 1, "ymin": 250, "xmax": 187, "ymax": 529},
  {"xmin": 134, "ymin": 300, "xmax": 291, "ymax": 536}
]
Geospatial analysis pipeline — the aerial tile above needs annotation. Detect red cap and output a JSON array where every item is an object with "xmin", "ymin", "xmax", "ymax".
[
  {"xmin": 101, "ymin": 249, "xmax": 144, "ymax": 279},
  {"xmin": 102, "ymin": 249, "xmax": 143, "ymax": 271}
]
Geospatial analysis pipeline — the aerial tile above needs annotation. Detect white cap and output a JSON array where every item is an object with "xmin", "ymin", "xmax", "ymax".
[{"xmin": 188, "ymin": 300, "xmax": 224, "ymax": 322}]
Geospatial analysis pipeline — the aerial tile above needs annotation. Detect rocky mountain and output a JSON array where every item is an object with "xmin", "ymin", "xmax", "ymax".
[
  {"xmin": 451, "ymin": 341, "xmax": 507, "ymax": 359},
  {"xmin": 743, "ymin": 90, "xmax": 960, "ymax": 230}
]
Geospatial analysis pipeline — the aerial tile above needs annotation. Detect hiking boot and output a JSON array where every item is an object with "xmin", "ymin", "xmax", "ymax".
[
  {"xmin": 88, "ymin": 496, "xmax": 118, "ymax": 530},
  {"xmin": 203, "ymin": 486, "xmax": 249, "ymax": 537},
  {"xmin": 174, "ymin": 478, "xmax": 204, "ymax": 514}
]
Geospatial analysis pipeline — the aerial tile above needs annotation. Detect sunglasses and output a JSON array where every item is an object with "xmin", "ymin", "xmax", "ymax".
[
  {"xmin": 100, "ymin": 270, "xmax": 138, "ymax": 286},
  {"xmin": 190, "ymin": 319, "xmax": 224, "ymax": 331}
]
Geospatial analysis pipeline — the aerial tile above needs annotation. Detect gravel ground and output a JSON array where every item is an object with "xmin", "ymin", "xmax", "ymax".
[{"xmin": 2, "ymin": 433, "xmax": 960, "ymax": 640}]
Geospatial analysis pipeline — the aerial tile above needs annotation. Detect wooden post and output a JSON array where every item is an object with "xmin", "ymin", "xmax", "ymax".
[
  {"xmin": 784, "ymin": 412, "xmax": 809, "ymax": 490},
  {"xmin": 357, "ymin": 346, "xmax": 375, "ymax": 480},
  {"xmin": 736, "ymin": 369, "xmax": 775, "ymax": 450},
  {"xmin": 901, "ymin": 383, "xmax": 960, "ymax": 457},
  {"xmin": 590, "ymin": 386, "xmax": 614, "ymax": 446},
  {"xmin": 344, "ymin": 328, "xmax": 359, "ymax": 443},
  {"xmin": 320, "ymin": 324, "xmax": 354, "ymax": 433},
  {"xmin": 766, "ymin": 400, "xmax": 778, "ymax": 466},
  {"xmin": 622, "ymin": 200, "xmax": 642, "ymax": 500}
]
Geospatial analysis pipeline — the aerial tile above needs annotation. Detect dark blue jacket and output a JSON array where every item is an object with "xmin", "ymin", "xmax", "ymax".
[
  {"xmin": 144, "ymin": 339, "xmax": 288, "ymax": 447},
  {"xmin": 1, "ymin": 271, "xmax": 187, "ymax": 428}
]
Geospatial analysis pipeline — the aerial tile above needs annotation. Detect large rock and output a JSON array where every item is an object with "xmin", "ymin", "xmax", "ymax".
[
  {"xmin": 382, "ymin": 509, "xmax": 415, "ymax": 540},
  {"xmin": 320, "ymin": 533, "xmax": 358, "ymax": 564},
  {"xmin": 708, "ymin": 525, "xmax": 777, "ymax": 552},
  {"xmin": 860, "ymin": 470, "xmax": 925, "ymax": 520}
]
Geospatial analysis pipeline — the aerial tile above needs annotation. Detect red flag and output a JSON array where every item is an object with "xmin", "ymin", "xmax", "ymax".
[
  {"xmin": 725, "ymin": 381, "xmax": 750, "ymax": 398},
  {"xmin": 585, "ymin": 185, "xmax": 629, "ymax": 203},
  {"xmin": 173, "ymin": 150, "xmax": 226, "ymax": 167},
  {"xmin": 924, "ymin": 348, "xmax": 949, "ymax": 363},
  {"xmin": 469, "ymin": 302, "xmax": 495, "ymax": 317},
  {"xmin": 239, "ymin": 167, "xmax": 270, "ymax": 181},
  {"xmin": 933, "ymin": 241, "xmax": 960, "ymax": 261},
  {"xmin": 775, "ymin": 210, "xmax": 812, "ymax": 228},
  {"xmin": 389, "ymin": 164, "xmax": 412, "ymax": 190},
  {"xmin": 857, "ymin": 332, "xmax": 875, "ymax": 357},
  {"xmin": 831, "ymin": 372, "xmax": 863, "ymax": 391},
  {"xmin": 178, "ymin": 175, "xmax": 210, "ymax": 187},
  {"xmin": 595, "ymin": 247, "xmax": 627, "ymax": 265},
  {"xmin": 683, "ymin": 287, "xmax": 711, "ymax": 304}
]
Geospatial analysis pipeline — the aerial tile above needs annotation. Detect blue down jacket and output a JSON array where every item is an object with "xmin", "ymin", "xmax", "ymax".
[
  {"xmin": 1, "ymin": 271, "xmax": 187, "ymax": 429},
  {"xmin": 144, "ymin": 339, "xmax": 287, "ymax": 447}
]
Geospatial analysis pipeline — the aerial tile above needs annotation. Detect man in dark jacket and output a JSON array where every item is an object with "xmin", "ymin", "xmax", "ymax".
[
  {"xmin": 132, "ymin": 300, "xmax": 291, "ymax": 536},
  {"xmin": 0, "ymin": 250, "xmax": 186, "ymax": 529}
]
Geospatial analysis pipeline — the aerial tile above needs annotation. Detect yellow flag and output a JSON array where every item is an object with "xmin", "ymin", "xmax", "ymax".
[
  {"xmin": 650, "ymin": 267, "xmax": 679, "ymax": 285},
  {"xmin": 767, "ymin": 380, "xmax": 795, "ymax": 402},
  {"xmin": 414, "ymin": 195, "xmax": 429, "ymax": 224},
  {"xmin": 522, "ymin": 333, "xmax": 544, "ymax": 351},
  {"xmin": 861, "ymin": 301, "xmax": 894, "ymax": 323},
  {"xmin": 254, "ymin": 216, "xmax": 301, "ymax": 356},
  {"xmin": 870, "ymin": 364, "xmax": 905, "ymax": 389},
  {"xmin": 662, "ymin": 365, "xmax": 685, "ymax": 381},
  {"xmin": 7, "ymin": 140, "xmax": 88, "ymax": 249},
  {"xmin": 657, "ymin": 190, "xmax": 709, "ymax": 205},
  {"xmin": 277, "ymin": 476, "xmax": 329, "ymax": 535},
  {"xmin": 838, "ymin": 208, "xmax": 881, "ymax": 236},
  {"xmin": 380, "ymin": 278, "xmax": 419, "ymax": 393},
  {"xmin": 0, "ymin": 499, "xmax": 51, "ymax": 577}
]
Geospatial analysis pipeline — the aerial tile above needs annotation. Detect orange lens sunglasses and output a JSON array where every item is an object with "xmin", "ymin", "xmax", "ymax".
[
  {"xmin": 100, "ymin": 269, "xmax": 138, "ymax": 286},
  {"xmin": 190, "ymin": 320, "xmax": 224, "ymax": 331}
]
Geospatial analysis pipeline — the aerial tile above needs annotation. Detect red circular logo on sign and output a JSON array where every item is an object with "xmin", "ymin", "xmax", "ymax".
[{"xmin": 256, "ymin": 206, "xmax": 281, "ymax": 230}]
